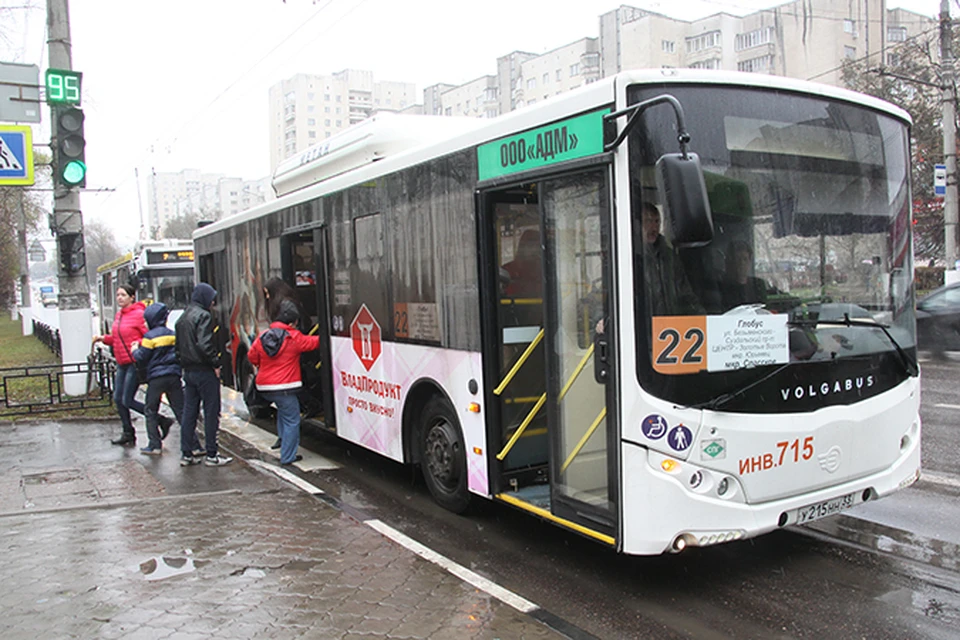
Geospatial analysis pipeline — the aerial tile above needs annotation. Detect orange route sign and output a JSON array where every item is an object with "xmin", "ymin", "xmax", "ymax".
[{"xmin": 652, "ymin": 315, "xmax": 707, "ymax": 375}]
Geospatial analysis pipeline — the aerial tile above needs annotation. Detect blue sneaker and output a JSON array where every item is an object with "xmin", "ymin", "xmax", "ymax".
[{"xmin": 140, "ymin": 446, "xmax": 162, "ymax": 456}]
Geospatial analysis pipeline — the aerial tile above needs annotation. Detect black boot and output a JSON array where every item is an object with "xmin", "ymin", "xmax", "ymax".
[
  {"xmin": 159, "ymin": 416, "xmax": 173, "ymax": 440},
  {"xmin": 111, "ymin": 433, "xmax": 136, "ymax": 446}
]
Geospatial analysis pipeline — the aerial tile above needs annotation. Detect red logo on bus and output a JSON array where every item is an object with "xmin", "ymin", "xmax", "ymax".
[{"xmin": 350, "ymin": 304, "xmax": 381, "ymax": 371}]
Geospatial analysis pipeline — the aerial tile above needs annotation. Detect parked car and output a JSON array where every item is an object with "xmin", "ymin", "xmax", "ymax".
[
  {"xmin": 39, "ymin": 286, "xmax": 58, "ymax": 308},
  {"xmin": 916, "ymin": 282, "xmax": 960, "ymax": 353}
]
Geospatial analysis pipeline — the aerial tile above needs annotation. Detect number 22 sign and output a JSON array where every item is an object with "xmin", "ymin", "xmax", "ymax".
[{"xmin": 652, "ymin": 316, "xmax": 707, "ymax": 375}]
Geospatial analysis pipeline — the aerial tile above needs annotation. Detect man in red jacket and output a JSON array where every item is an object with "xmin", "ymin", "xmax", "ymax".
[{"xmin": 248, "ymin": 300, "xmax": 320, "ymax": 465}]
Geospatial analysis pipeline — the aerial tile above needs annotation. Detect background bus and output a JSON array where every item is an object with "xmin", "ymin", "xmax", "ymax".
[
  {"xmin": 194, "ymin": 69, "xmax": 920, "ymax": 555},
  {"xmin": 96, "ymin": 239, "xmax": 195, "ymax": 336}
]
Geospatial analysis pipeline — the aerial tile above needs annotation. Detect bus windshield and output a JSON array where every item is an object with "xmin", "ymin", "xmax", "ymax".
[
  {"xmin": 142, "ymin": 268, "xmax": 193, "ymax": 310},
  {"xmin": 627, "ymin": 84, "xmax": 915, "ymax": 412}
]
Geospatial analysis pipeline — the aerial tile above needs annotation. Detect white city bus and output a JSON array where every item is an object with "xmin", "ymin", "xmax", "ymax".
[
  {"xmin": 195, "ymin": 70, "xmax": 920, "ymax": 555},
  {"xmin": 96, "ymin": 239, "xmax": 195, "ymax": 335}
]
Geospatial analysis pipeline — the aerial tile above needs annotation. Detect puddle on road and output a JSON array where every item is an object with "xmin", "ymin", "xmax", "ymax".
[{"xmin": 139, "ymin": 555, "xmax": 196, "ymax": 581}]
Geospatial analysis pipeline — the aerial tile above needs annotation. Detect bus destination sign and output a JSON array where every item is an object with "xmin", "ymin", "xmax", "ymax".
[
  {"xmin": 477, "ymin": 108, "xmax": 608, "ymax": 181},
  {"xmin": 147, "ymin": 250, "xmax": 194, "ymax": 265}
]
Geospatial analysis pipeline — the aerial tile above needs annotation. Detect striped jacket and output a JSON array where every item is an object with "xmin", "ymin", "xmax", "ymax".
[{"xmin": 133, "ymin": 303, "xmax": 182, "ymax": 381}]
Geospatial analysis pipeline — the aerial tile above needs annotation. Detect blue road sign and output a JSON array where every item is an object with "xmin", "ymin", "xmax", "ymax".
[
  {"xmin": 0, "ymin": 125, "xmax": 34, "ymax": 185},
  {"xmin": 935, "ymin": 163, "xmax": 946, "ymax": 197}
]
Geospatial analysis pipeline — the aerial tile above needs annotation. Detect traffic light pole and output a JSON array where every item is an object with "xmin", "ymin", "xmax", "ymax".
[
  {"xmin": 942, "ymin": 0, "xmax": 960, "ymax": 283},
  {"xmin": 48, "ymin": 0, "xmax": 92, "ymax": 394}
]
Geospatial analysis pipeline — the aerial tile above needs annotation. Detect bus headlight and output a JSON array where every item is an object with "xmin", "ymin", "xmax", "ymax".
[
  {"xmin": 717, "ymin": 477, "xmax": 730, "ymax": 496},
  {"xmin": 689, "ymin": 470, "xmax": 703, "ymax": 489}
]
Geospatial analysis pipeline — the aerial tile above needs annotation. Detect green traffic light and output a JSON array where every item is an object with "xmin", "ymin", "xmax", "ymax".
[{"xmin": 62, "ymin": 160, "xmax": 86, "ymax": 185}]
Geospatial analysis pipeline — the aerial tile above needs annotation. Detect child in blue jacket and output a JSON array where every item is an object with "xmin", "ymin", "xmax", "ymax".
[{"xmin": 133, "ymin": 303, "xmax": 184, "ymax": 455}]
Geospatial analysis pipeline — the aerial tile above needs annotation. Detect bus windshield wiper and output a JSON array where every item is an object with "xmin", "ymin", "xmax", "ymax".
[
  {"xmin": 787, "ymin": 313, "xmax": 918, "ymax": 377},
  {"xmin": 690, "ymin": 362, "xmax": 792, "ymax": 411}
]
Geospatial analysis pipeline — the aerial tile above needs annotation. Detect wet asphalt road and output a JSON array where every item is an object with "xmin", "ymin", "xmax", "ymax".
[{"xmin": 241, "ymin": 352, "xmax": 960, "ymax": 639}]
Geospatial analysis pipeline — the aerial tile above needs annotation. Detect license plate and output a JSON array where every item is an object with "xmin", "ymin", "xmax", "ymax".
[{"xmin": 796, "ymin": 492, "xmax": 856, "ymax": 524}]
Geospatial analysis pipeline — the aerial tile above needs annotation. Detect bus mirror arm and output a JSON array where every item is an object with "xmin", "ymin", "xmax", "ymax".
[
  {"xmin": 603, "ymin": 94, "xmax": 713, "ymax": 248},
  {"xmin": 603, "ymin": 94, "xmax": 691, "ymax": 155}
]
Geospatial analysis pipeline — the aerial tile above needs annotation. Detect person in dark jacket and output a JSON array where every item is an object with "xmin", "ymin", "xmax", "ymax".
[
  {"xmin": 175, "ymin": 283, "xmax": 232, "ymax": 467},
  {"xmin": 248, "ymin": 300, "xmax": 320, "ymax": 465},
  {"xmin": 133, "ymin": 302, "xmax": 184, "ymax": 455}
]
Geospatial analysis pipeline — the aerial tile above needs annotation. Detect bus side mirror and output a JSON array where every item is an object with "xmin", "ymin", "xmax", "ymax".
[{"xmin": 656, "ymin": 152, "xmax": 713, "ymax": 248}]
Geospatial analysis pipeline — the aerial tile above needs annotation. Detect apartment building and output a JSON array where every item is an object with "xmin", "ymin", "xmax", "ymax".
[
  {"xmin": 146, "ymin": 169, "xmax": 271, "ymax": 237},
  {"xmin": 264, "ymin": 0, "xmax": 935, "ymax": 181},
  {"xmin": 268, "ymin": 69, "xmax": 417, "ymax": 172}
]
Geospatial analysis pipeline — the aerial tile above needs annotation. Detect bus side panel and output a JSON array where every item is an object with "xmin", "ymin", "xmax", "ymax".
[{"xmin": 331, "ymin": 335, "xmax": 489, "ymax": 496}]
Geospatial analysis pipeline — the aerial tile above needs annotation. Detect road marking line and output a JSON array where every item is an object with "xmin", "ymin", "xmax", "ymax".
[
  {"xmin": 366, "ymin": 518, "xmax": 538, "ymax": 614},
  {"xmin": 921, "ymin": 470, "xmax": 960, "ymax": 489},
  {"xmin": 247, "ymin": 459, "xmax": 325, "ymax": 495},
  {"xmin": 933, "ymin": 403, "xmax": 960, "ymax": 410}
]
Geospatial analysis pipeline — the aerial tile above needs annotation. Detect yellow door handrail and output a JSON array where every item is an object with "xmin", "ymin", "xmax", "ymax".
[
  {"xmin": 558, "ymin": 343, "xmax": 594, "ymax": 402},
  {"xmin": 496, "ymin": 393, "xmax": 545, "ymax": 460},
  {"xmin": 561, "ymin": 407, "xmax": 607, "ymax": 473},
  {"xmin": 493, "ymin": 328, "xmax": 544, "ymax": 396}
]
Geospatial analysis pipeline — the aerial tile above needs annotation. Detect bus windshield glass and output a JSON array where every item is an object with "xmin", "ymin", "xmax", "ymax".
[
  {"xmin": 142, "ymin": 268, "xmax": 193, "ymax": 310},
  {"xmin": 627, "ymin": 84, "xmax": 915, "ymax": 411}
]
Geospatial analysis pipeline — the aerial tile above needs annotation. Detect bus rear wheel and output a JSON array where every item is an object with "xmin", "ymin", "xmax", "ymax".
[{"xmin": 420, "ymin": 397, "xmax": 471, "ymax": 514}]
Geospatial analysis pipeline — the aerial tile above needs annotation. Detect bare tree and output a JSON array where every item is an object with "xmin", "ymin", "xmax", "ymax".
[
  {"xmin": 842, "ymin": 29, "xmax": 947, "ymax": 263},
  {"xmin": 0, "ymin": 186, "xmax": 44, "ymax": 310},
  {"xmin": 83, "ymin": 219, "xmax": 122, "ymax": 287}
]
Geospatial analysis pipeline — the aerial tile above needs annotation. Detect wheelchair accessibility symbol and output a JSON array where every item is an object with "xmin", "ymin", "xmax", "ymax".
[{"xmin": 641, "ymin": 414, "xmax": 668, "ymax": 440}]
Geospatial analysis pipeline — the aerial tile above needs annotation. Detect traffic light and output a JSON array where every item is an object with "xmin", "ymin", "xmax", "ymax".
[
  {"xmin": 57, "ymin": 232, "xmax": 85, "ymax": 275},
  {"xmin": 53, "ymin": 106, "xmax": 86, "ymax": 187}
]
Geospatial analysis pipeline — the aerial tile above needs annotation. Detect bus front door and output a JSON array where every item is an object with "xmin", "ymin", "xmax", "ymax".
[
  {"xmin": 484, "ymin": 168, "xmax": 617, "ymax": 542},
  {"xmin": 280, "ymin": 228, "xmax": 335, "ymax": 430}
]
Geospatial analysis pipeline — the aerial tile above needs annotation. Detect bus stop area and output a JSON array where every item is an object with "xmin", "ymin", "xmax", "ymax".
[{"xmin": 0, "ymin": 406, "xmax": 561, "ymax": 639}]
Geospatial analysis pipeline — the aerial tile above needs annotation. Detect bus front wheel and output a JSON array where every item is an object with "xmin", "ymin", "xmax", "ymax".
[{"xmin": 420, "ymin": 397, "xmax": 471, "ymax": 513}]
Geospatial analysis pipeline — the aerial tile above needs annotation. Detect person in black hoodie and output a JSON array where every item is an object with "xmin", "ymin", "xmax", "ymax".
[
  {"xmin": 133, "ymin": 302, "xmax": 183, "ymax": 455},
  {"xmin": 175, "ymin": 283, "xmax": 232, "ymax": 467}
]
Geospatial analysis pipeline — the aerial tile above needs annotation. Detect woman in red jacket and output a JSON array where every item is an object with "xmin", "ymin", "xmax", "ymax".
[
  {"xmin": 248, "ymin": 300, "xmax": 319, "ymax": 465},
  {"xmin": 93, "ymin": 284, "xmax": 151, "ymax": 445}
]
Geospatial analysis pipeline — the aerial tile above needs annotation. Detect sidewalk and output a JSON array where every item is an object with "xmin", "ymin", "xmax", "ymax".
[{"xmin": 0, "ymin": 417, "xmax": 564, "ymax": 639}]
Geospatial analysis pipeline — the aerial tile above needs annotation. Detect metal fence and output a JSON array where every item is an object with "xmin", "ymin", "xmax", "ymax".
[
  {"xmin": 32, "ymin": 320, "xmax": 62, "ymax": 357},
  {"xmin": 0, "ymin": 349, "xmax": 115, "ymax": 417}
]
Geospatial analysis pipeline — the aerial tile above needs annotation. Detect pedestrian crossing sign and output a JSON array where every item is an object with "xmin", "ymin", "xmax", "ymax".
[{"xmin": 0, "ymin": 125, "xmax": 34, "ymax": 186}]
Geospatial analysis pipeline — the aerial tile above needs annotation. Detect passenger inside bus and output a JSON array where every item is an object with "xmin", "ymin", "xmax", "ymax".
[
  {"xmin": 501, "ymin": 229, "xmax": 543, "ymax": 298},
  {"xmin": 720, "ymin": 240, "xmax": 773, "ymax": 309},
  {"xmin": 636, "ymin": 202, "xmax": 702, "ymax": 316}
]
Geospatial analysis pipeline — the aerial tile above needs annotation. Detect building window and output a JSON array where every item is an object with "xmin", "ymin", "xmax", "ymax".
[
  {"xmin": 689, "ymin": 58, "xmax": 721, "ymax": 70},
  {"xmin": 844, "ymin": 46, "xmax": 856, "ymax": 59},
  {"xmin": 307, "ymin": 118, "xmax": 315, "ymax": 125},
  {"xmin": 324, "ymin": 119, "xmax": 330, "ymax": 126},
  {"xmin": 844, "ymin": 19, "xmax": 855, "ymax": 34},
  {"xmin": 569, "ymin": 63, "xmax": 580, "ymax": 77},
  {"xmin": 309, "ymin": 131, "xmax": 316, "ymax": 139},
  {"xmin": 543, "ymin": 73, "xmax": 549, "ymax": 84},
  {"xmin": 336, "ymin": 120, "xmax": 341, "ymax": 126},
  {"xmin": 324, "ymin": 93, "xmax": 330, "ymax": 101},
  {"xmin": 735, "ymin": 27, "xmax": 774, "ymax": 51},
  {"xmin": 686, "ymin": 30, "xmax": 721, "ymax": 54},
  {"xmin": 662, "ymin": 40, "xmax": 675, "ymax": 53},
  {"xmin": 325, "ymin": 106, "xmax": 330, "ymax": 113},
  {"xmin": 887, "ymin": 26, "xmax": 907, "ymax": 42},
  {"xmin": 445, "ymin": 107, "xmax": 452, "ymax": 116},
  {"xmin": 307, "ymin": 92, "xmax": 315, "ymax": 100},
  {"xmin": 336, "ymin": 95, "xmax": 341, "ymax": 102},
  {"xmin": 887, "ymin": 52, "xmax": 901, "ymax": 66},
  {"xmin": 527, "ymin": 78, "xmax": 536, "ymax": 89},
  {"xmin": 737, "ymin": 55, "xmax": 774, "ymax": 73},
  {"xmin": 556, "ymin": 69, "xmax": 562, "ymax": 81}
]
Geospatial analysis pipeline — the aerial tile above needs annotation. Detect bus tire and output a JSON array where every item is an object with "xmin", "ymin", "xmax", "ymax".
[{"xmin": 420, "ymin": 396, "xmax": 471, "ymax": 514}]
